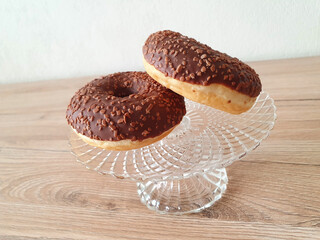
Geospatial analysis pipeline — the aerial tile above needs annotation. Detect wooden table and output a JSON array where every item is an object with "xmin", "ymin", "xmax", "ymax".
[{"xmin": 1, "ymin": 57, "xmax": 320, "ymax": 239}]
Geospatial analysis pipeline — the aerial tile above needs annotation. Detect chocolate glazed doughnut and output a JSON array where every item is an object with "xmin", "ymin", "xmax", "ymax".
[
  {"xmin": 66, "ymin": 72, "xmax": 186, "ymax": 151},
  {"xmin": 143, "ymin": 30, "xmax": 262, "ymax": 114}
]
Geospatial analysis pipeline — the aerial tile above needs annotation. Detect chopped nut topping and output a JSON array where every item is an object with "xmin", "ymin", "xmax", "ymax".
[{"xmin": 200, "ymin": 54, "xmax": 207, "ymax": 59}]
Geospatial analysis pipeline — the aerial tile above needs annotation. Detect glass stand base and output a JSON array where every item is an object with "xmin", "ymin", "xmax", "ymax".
[{"xmin": 137, "ymin": 168, "xmax": 228, "ymax": 214}]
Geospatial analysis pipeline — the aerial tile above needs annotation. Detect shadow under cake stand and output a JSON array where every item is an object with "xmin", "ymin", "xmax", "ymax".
[{"xmin": 69, "ymin": 91, "xmax": 276, "ymax": 215}]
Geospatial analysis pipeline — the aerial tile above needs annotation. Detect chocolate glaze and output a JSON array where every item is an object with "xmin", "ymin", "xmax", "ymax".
[
  {"xmin": 143, "ymin": 30, "xmax": 262, "ymax": 97},
  {"xmin": 66, "ymin": 72, "xmax": 186, "ymax": 141}
]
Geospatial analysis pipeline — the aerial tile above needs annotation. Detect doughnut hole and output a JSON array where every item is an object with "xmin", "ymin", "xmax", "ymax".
[{"xmin": 107, "ymin": 86, "xmax": 139, "ymax": 98}]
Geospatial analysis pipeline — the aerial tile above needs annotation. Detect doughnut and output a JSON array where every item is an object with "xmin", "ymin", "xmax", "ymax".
[
  {"xmin": 143, "ymin": 30, "xmax": 262, "ymax": 114},
  {"xmin": 66, "ymin": 72, "xmax": 186, "ymax": 151}
]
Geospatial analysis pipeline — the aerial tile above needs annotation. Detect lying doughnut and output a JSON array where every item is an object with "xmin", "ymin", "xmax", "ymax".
[
  {"xmin": 143, "ymin": 30, "xmax": 262, "ymax": 114},
  {"xmin": 66, "ymin": 72, "xmax": 186, "ymax": 151}
]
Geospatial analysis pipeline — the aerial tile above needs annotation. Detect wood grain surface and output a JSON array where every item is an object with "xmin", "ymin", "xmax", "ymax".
[{"xmin": 1, "ymin": 57, "xmax": 320, "ymax": 239}]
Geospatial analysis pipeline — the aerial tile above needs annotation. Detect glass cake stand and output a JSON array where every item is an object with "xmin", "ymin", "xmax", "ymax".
[{"xmin": 69, "ymin": 91, "xmax": 276, "ymax": 215}]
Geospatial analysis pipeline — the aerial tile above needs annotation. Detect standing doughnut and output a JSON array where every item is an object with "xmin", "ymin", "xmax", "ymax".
[{"xmin": 143, "ymin": 30, "xmax": 262, "ymax": 114}]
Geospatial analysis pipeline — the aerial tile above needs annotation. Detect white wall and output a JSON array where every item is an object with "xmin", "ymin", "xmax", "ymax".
[{"xmin": 0, "ymin": 0, "xmax": 319, "ymax": 84}]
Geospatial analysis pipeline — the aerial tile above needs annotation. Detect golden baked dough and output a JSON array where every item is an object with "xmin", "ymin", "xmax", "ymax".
[
  {"xmin": 73, "ymin": 126, "xmax": 175, "ymax": 151},
  {"xmin": 143, "ymin": 58, "xmax": 256, "ymax": 114}
]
